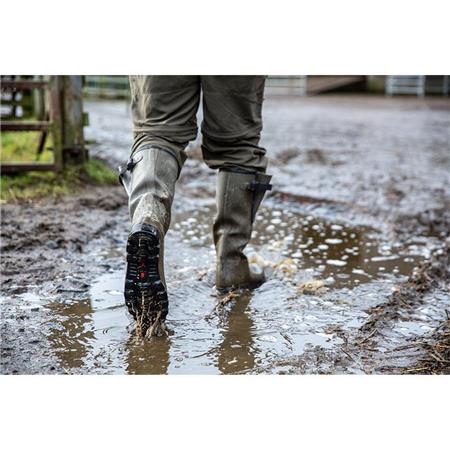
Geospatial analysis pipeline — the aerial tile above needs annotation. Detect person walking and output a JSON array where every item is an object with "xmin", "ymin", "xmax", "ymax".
[{"xmin": 119, "ymin": 76, "xmax": 272, "ymax": 337}]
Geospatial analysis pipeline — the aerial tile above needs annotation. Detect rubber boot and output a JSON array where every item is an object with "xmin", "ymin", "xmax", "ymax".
[
  {"xmin": 118, "ymin": 146, "xmax": 179, "ymax": 337},
  {"xmin": 213, "ymin": 169, "xmax": 272, "ymax": 291}
]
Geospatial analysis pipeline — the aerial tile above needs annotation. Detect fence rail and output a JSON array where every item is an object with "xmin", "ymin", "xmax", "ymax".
[{"xmin": 83, "ymin": 75, "xmax": 130, "ymax": 98}]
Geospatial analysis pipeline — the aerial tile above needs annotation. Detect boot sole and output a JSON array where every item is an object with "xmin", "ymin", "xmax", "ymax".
[{"xmin": 124, "ymin": 224, "xmax": 168, "ymax": 334}]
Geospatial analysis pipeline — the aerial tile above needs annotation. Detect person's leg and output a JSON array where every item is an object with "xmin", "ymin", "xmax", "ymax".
[
  {"xmin": 129, "ymin": 75, "xmax": 200, "ymax": 169},
  {"xmin": 120, "ymin": 76, "xmax": 200, "ymax": 336},
  {"xmin": 200, "ymin": 76, "xmax": 272, "ymax": 290}
]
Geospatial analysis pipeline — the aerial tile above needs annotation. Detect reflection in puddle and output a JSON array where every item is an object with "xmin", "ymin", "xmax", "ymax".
[{"xmin": 42, "ymin": 204, "xmax": 427, "ymax": 374}]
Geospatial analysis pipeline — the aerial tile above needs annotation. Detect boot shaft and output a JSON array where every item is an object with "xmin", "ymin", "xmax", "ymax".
[
  {"xmin": 119, "ymin": 146, "xmax": 180, "ymax": 234},
  {"xmin": 214, "ymin": 169, "xmax": 272, "ymax": 289}
]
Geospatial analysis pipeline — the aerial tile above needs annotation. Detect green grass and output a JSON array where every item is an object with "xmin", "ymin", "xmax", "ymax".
[
  {"xmin": 1, "ymin": 131, "xmax": 117, "ymax": 202},
  {"xmin": 1, "ymin": 131, "xmax": 54, "ymax": 163}
]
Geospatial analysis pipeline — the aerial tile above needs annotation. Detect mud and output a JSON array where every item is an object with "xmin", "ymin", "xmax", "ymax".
[{"xmin": 1, "ymin": 94, "xmax": 449, "ymax": 374}]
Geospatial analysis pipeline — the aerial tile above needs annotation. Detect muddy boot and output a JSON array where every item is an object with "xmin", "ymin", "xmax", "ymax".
[
  {"xmin": 214, "ymin": 169, "xmax": 272, "ymax": 291},
  {"xmin": 119, "ymin": 146, "xmax": 179, "ymax": 337}
]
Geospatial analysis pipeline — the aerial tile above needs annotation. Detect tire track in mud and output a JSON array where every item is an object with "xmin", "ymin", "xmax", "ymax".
[
  {"xmin": 268, "ymin": 244, "xmax": 450, "ymax": 374},
  {"xmin": 353, "ymin": 244, "xmax": 450, "ymax": 374}
]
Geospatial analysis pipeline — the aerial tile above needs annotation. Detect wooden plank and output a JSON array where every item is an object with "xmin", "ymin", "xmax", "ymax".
[
  {"xmin": 0, "ymin": 121, "xmax": 51, "ymax": 131},
  {"xmin": 1, "ymin": 80, "xmax": 48, "ymax": 90},
  {"xmin": 0, "ymin": 163, "xmax": 55, "ymax": 174}
]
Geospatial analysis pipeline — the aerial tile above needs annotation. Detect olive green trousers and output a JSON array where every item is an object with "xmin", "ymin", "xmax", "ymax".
[{"xmin": 129, "ymin": 76, "xmax": 267, "ymax": 173}]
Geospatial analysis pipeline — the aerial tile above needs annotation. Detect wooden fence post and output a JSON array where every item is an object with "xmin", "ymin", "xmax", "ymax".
[
  {"xmin": 47, "ymin": 76, "xmax": 87, "ymax": 170},
  {"xmin": 62, "ymin": 76, "xmax": 87, "ymax": 164},
  {"xmin": 47, "ymin": 75, "xmax": 64, "ymax": 172}
]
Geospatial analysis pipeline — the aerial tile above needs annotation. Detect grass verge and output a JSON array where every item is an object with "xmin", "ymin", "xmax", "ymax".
[
  {"xmin": 1, "ymin": 129, "xmax": 118, "ymax": 202},
  {"xmin": 1, "ymin": 157, "xmax": 118, "ymax": 203}
]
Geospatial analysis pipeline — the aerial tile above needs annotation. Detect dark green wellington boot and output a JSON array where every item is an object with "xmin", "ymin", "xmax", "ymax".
[
  {"xmin": 119, "ymin": 146, "xmax": 179, "ymax": 337},
  {"xmin": 213, "ymin": 169, "xmax": 272, "ymax": 291}
]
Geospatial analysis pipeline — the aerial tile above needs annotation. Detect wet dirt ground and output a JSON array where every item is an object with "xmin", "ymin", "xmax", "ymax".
[{"xmin": 1, "ymin": 94, "xmax": 449, "ymax": 374}]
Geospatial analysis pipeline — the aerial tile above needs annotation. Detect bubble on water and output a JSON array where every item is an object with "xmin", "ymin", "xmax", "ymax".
[
  {"xmin": 291, "ymin": 251, "xmax": 302, "ymax": 258},
  {"xmin": 318, "ymin": 244, "xmax": 329, "ymax": 251},
  {"xmin": 325, "ymin": 238, "xmax": 343, "ymax": 245},
  {"xmin": 326, "ymin": 259, "xmax": 347, "ymax": 267},
  {"xmin": 371, "ymin": 255, "xmax": 398, "ymax": 262},
  {"xmin": 331, "ymin": 224, "xmax": 343, "ymax": 231},
  {"xmin": 266, "ymin": 224, "xmax": 275, "ymax": 232},
  {"xmin": 336, "ymin": 273, "xmax": 350, "ymax": 279},
  {"xmin": 272, "ymin": 211, "xmax": 282, "ymax": 217},
  {"xmin": 271, "ymin": 218, "xmax": 282, "ymax": 225},
  {"xmin": 352, "ymin": 268, "xmax": 368, "ymax": 276}
]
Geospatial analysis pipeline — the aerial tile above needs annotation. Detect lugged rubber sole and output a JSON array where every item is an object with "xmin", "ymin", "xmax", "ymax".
[{"xmin": 124, "ymin": 223, "xmax": 168, "ymax": 336}]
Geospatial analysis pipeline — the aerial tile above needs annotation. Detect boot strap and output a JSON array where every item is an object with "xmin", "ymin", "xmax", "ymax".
[
  {"xmin": 118, "ymin": 155, "xmax": 143, "ymax": 178},
  {"xmin": 244, "ymin": 180, "xmax": 272, "ymax": 192}
]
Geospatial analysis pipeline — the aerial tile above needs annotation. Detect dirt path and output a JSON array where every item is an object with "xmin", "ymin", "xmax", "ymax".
[{"xmin": 1, "ymin": 94, "xmax": 449, "ymax": 374}]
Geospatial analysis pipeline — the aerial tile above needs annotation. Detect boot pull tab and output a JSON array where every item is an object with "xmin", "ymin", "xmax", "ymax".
[{"xmin": 243, "ymin": 180, "xmax": 273, "ymax": 192}]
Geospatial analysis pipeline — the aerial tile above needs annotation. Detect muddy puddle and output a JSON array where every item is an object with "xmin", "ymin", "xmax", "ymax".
[{"xmin": 17, "ymin": 203, "xmax": 430, "ymax": 374}]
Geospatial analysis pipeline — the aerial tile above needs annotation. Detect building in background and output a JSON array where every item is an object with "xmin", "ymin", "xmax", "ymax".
[{"xmin": 81, "ymin": 75, "xmax": 449, "ymax": 98}]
